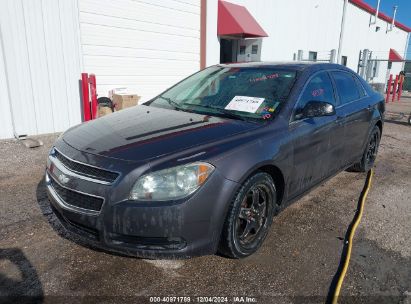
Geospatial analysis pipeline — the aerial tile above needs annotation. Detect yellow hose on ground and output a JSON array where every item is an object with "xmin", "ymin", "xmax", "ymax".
[{"xmin": 331, "ymin": 168, "xmax": 374, "ymax": 304}]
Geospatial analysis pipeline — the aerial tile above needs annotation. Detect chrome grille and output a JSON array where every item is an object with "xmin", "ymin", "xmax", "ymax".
[
  {"xmin": 54, "ymin": 149, "xmax": 119, "ymax": 183},
  {"xmin": 49, "ymin": 176, "xmax": 104, "ymax": 212}
]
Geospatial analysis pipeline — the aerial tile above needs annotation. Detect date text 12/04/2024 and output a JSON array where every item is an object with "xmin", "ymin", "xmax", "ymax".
[{"xmin": 149, "ymin": 296, "xmax": 257, "ymax": 303}]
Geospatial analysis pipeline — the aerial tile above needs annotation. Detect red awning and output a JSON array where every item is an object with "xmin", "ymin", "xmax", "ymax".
[
  {"xmin": 218, "ymin": 0, "xmax": 268, "ymax": 38},
  {"xmin": 389, "ymin": 48, "xmax": 403, "ymax": 62}
]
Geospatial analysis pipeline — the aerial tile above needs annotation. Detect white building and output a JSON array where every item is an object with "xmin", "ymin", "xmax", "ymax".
[{"xmin": 0, "ymin": 0, "xmax": 409, "ymax": 139}]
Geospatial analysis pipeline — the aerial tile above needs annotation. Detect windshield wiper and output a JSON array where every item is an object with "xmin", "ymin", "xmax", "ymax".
[
  {"xmin": 158, "ymin": 96, "xmax": 183, "ymax": 111},
  {"xmin": 182, "ymin": 103, "xmax": 248, "ymax": 121}
]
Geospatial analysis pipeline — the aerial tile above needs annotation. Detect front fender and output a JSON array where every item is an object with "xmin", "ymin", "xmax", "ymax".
[{"xmin": 210, "ymin": 135, "xmax": 291, "ymax": 185}]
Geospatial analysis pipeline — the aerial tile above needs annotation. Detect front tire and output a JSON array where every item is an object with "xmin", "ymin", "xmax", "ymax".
[
  {"xmin": 349, "ymin": 125, "xmax": 381, "ymax": 172},
  {"xmin": 218, "ymin": 172, "xmax": 277, "ymax": 258}
]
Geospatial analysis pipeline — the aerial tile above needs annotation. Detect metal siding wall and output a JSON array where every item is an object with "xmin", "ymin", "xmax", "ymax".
[
  {"xmin": 78, "ymin": 0, "xmax": 201, "ymax": 101},
  {"xmin": 205, "ymin": 0, "xmax": 409, "ymax": 82},
  {"xmin": 23, "ymin": 0, "xmax": 55, "ymax": 134},
  {"xmin": 0, "ymin": 0, "xmax": 38, "ymax": 137},
  {"xmin": 342, "ymin": 3, "xmax": 408, "ymax": 83},
  {"xmin": 0, "ymin": 0, "xmax": 82, "ymax": 139},
  {"xmin": 59, "ymin": 0, "xmax": 83, "ymax": 127},
  {"xmin": 205, "ymin": 0, "xmax": 344, "ymax": 66},
  {"xmin": 0, "ymin": 33, "xmax": 14, "ymax": 139}
]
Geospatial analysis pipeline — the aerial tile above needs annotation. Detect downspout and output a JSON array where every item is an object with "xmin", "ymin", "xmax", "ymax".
[
  {"xmin": 370, "ymin": 0, "xmax": 380, "ymax": 25},
  {"xmin": 200, "ymin": 0, "xmax": 207, "ymax": 69},
  {"xmin": 337, "ymin": 0, "xmax": 348, "ymax": 64},
  {"xmin": 391, "ymin": 6, "xmax": 398, "ymax": 31},
  {"xmin": 375, "ymin": 0, "xmax": 380, "ymax": 23},
  {"xmin": 388, "ymin": 5, "xmax": 398, "ymax": 32}
]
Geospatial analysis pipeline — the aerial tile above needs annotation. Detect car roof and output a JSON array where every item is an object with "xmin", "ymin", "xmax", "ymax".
[{"xmin": 217, "ymin": 61, "xmax": 348, "ymax": 72}]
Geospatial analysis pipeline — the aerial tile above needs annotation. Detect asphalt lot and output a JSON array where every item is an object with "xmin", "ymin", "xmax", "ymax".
[{"xmin": 0, "ymin": 98, "xmax": 410, "ymax": 304}]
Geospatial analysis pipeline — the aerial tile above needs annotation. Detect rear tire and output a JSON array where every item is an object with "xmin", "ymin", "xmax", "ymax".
[
  {"xmin": 349, "ymin": 125, "xmax": 381, "ymax": 172},
  {"xmin": 218, "ymin": 172, "xmax": 278, "ymax": 259}
]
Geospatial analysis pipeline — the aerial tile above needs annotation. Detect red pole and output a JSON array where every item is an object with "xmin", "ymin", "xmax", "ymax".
[
  {"xmin": 397, "ymin": 75, "xmax": 404, "ymax": 101},
  {"xmin": 89, "ymin": 74, "xmax": 98, "ymax": 119},
  {"xmin": 81, "ymin": 73, "xmax": 91, "ymax": 121},
  {"xmin": 392, "ymin": 75, "xmax": 399, "ymax": 102},
  {"xmin": 386, "ymin": 74, "xmax": 393, "ymax": 103}
]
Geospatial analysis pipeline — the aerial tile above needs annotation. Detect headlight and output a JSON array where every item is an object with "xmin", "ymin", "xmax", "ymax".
[{"xmin": 130, "ymin": 162, "xmax": 214, "ymax": 201}]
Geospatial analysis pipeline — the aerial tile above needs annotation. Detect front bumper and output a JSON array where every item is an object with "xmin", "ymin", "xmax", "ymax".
[{"xmin": 45, "ymin": 144, "xmax": 238, "ymax": 258}]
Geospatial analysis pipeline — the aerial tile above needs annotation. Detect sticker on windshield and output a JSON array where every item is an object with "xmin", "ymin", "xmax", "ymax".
[
  {"xmin": 249, "ymin": 73, "xmax": 279, "ymax": 83},
  {"xmin": 225, "ymin": 96, "xmax": 265, "ymax": 113},
  {"xmin": 257, "ymin": 101, "xmax": 280, "ymax": 120}
]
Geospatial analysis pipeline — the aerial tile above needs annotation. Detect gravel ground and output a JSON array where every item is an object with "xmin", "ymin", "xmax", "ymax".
[{"xmin": 0, "ymin": 107, "xmax": 410, "ymax": 303}]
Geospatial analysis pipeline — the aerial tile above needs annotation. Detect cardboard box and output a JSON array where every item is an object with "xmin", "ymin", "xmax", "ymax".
[
  {"xmin": 108, "ymin": 87, "xmax": 128, "ymax": 99},
  {"xmin": 112, "ymin": 93, "xmax": 140, "ymax": 111},
  {"xmin": 98, "ymin": 106, "xmax": 113, "ymax": 117}
]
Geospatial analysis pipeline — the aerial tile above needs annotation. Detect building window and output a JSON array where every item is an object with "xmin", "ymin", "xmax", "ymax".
[
  {"xmin": 251, "ymin": 45, "xmax": 258, "ymax": 54},
  {"xmin": 341, "ymin": 56, "xmax": 348, "ymax": 66},
  {"xmin": 239, "ymin": 46, "xmax": 246, "ymax": 55},
  {"xmin": 308, "ymin": 51, "xmax": 317, "ymax": 61}
]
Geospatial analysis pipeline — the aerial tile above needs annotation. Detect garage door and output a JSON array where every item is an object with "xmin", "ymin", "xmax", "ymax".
[
  {"xmin": 0, "ymin": 0, "xmax": 82, "ymax": 138},
  {"xmin": 78, "ymin": 0, "xmax": 201, "ymax": 101}
]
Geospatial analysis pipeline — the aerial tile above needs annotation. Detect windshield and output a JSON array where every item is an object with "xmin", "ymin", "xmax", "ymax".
[{"xmin": 148, "ymin": 66, "xmax": 297, "ymax": 121}]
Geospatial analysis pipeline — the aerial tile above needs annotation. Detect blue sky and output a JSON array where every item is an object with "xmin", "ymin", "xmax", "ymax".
[{"xmin": 363, "ymin": 0, "xmax": 411, "ymax": 59}]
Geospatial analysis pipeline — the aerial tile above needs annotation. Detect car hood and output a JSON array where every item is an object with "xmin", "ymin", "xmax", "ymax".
[{"xmin": 63, "ymin": 105, "xmax": 261, "ymax": 162}]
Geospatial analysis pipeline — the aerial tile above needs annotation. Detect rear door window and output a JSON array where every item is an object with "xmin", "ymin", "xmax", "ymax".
[
  {"xmin": 331, "ymin": 71, "xmax": 361, "ymax": 105},
  {"xmin": 354, "ymin": 76, "xmax": 367, "ymax": 97}
]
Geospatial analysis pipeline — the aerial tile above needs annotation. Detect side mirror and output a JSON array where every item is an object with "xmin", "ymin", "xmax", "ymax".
[{"xmin": 303, "ymin": 101, "xmax": 335, "ymax": 118}]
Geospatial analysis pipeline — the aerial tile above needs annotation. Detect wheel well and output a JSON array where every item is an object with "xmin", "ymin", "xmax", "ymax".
[
  {"xmin": 257, "ymin": 165, "xmax": 285, "ymax": 205},
  {"xmin": 375, "ymin": 120, "xmax": 382, "ymax": 134}
]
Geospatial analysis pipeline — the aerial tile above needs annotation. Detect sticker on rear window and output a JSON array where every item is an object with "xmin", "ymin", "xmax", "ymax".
[
  {"xmin": 312, "ymin": 88, "xmax": 324, "ymax": 97},
  {"xmin": 225, "ymin": 96, "xmax": 265, "ymax": 113}
]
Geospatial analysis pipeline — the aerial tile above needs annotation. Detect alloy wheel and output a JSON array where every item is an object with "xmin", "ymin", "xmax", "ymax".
[
  {"xmin": 236, "ymin": 185, "xmax": 270, "ymax": 247},
  {"xmin": 366, "ymin": 131, "xmax": 379, "ymax": 165}
]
